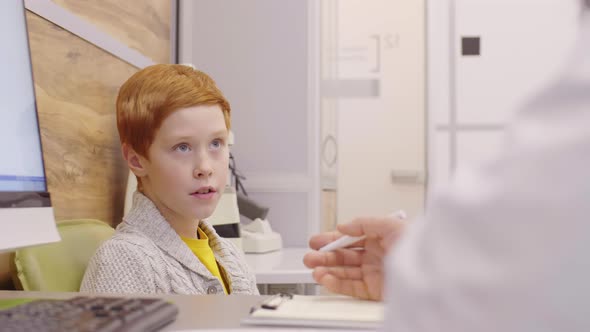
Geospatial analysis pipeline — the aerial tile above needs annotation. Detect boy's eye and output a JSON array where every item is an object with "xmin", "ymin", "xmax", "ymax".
[
  {"xmin": 175, "ymin": 143, "xmax": 191, "ymax": 152},
  {"xmin": 210, "ymin": 139, "xmax": 224, "ymax": 149}
]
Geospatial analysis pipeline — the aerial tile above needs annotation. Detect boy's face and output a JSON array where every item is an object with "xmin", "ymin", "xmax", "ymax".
[{"xmin": 136, "ymin": 105, "xmax": 229, "ymax": 223}]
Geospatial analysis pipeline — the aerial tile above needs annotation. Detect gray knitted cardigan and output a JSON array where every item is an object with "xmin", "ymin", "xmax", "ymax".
[{"xmin": 80, "ymin": 192, "xmax": 259, "ymax": 295}]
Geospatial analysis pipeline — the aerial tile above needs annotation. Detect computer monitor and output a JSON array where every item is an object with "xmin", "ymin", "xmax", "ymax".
[{"xmin": 0, "ymin": 0, "xmax": 60, "ymax": 252}]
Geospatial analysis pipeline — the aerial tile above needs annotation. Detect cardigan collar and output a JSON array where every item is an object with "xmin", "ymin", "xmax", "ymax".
[{"xmin": 119, "ymin": 192, "xmax": 242, "ymax": 286}]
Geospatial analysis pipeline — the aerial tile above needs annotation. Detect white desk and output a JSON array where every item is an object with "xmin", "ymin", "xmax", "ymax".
[
  {"xmin": 244, "ymin": 247, "xmax": 314, "ymax": 284},
  {"xmin": 0, "ymin": 291, "xmax": 372, "ymax": 330}
]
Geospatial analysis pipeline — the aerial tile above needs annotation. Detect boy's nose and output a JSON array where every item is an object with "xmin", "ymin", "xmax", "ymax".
[
  {"xmin": 193, "ymin": 162, "xmax": 213, "ymax": 178},
  {"xmin": 193, "ymin": 167, "xmax": 213, "ymax": 178}
]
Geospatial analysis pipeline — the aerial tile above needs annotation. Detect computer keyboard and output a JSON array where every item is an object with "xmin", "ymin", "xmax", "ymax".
[{"xmin": 0, "ymin": 296, "xmax": 178, "ymax": 332}]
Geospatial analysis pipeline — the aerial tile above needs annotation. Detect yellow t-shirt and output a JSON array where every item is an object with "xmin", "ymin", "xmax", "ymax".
[{"xmin": 181, "ymin": 227, "xmax": 228, "ymax": 294}]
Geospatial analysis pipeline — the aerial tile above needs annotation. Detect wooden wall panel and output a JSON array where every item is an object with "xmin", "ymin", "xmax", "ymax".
[
  {"xmin": 26, "ymin": 11, "xmax": 136, "ymax": 226},
  {"xmin": 51, "ymin": 0, "xmax": 171, "ymax": 64}
]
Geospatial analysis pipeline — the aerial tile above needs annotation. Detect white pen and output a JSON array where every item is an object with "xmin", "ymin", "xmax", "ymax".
[{"xmin": 318, "ymin": 210, "xmax": 407, "ymax": 252}]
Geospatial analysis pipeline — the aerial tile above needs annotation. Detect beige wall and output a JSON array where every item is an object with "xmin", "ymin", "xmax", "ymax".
[{"xmin": 0, "ymin": 0, "xmax": 172, "ymax": 290}]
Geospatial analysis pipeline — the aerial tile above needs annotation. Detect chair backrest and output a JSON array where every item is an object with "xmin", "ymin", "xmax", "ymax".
[{"xmin": 10, "ymin": 219, "xmax": 114, "ymax": 292}]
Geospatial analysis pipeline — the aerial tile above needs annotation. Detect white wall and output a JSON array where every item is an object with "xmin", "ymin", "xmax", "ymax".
[{"xmin": 179, "ymin": 0, "xmax": 320, "ymax": 247}]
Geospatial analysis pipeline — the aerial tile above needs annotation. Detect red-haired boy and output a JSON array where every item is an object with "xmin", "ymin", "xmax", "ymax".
[{"xmin": 81, "ymin": 65, "xmax": 258, "ymax": 295}]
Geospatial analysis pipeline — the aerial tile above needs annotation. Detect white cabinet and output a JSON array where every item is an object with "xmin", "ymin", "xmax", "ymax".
[
  {"xmin": 323, "ymin": 0, "xmax": 427, "ymax": 223},
  {"xmin": 428, "ymin": 0, "xmax": 580, "ymax": 193}
]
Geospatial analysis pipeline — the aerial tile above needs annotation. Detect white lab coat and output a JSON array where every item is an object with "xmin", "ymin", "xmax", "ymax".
[{"xmin": 384, "ymin": 10, "xmax": 590, "ymax": 332}]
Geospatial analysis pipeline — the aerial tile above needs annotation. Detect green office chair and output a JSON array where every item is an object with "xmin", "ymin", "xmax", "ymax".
[{"xmin": 10, "ymin": 219, "xmax": 115, "ymax": 292}]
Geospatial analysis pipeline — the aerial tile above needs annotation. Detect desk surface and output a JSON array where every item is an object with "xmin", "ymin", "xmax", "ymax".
[
  {"xmin": 244, "ymin": 247, "xmax": 314, "ymax": 284},
  {"xmin": 0, "ymin": 291, "xmax": 373, "ymax": 331},
  {"xmin": 0, "ymin": 290, "xmax": 266, "ymax": 330}
]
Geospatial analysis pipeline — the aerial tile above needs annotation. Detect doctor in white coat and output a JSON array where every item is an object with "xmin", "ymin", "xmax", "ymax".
[{"xmin": 304, "ymin": 1, "xmax": 590, "ymax": 331}]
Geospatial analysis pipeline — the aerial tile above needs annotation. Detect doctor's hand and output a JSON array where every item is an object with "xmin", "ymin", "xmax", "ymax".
[{"xmin": 303, "ymin": 216, "xmax": 406, "ymax": 301}]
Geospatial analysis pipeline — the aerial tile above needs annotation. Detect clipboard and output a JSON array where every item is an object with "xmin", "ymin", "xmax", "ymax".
[{"xmin": 241, "ymin": 293, "xmax": 384, "ymax": 330}]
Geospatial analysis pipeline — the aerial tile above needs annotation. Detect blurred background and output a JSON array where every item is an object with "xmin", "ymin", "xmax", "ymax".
[
  {"xmin": 178, "ymin": 0, "xmax": 579, "ymax": 248},
  {"xmin": 0, "ymin": 0, "xmax": 582, "ymax": 289}
]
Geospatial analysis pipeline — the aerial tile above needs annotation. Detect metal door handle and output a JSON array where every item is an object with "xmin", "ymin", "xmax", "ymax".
[{"xmin": 391, "ymin": 170, "xmax": 425, "ymax": 184}]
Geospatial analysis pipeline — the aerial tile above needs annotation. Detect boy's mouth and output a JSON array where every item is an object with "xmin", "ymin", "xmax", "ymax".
[{"xmin": 190, "ymin": 186, "xmax": 217, "ymax": 199}]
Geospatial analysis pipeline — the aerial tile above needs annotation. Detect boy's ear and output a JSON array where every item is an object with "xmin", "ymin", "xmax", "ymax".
[{"xmin": 122, "ymin": 144, "xmax": 148, "ymax": 177}]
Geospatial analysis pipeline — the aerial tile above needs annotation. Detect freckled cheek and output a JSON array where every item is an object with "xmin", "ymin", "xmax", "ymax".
[
  {"xmin": 218, "ymin": 166, "xmax": 229, "ymax": 178},
  {"xmin": 157, "ymin": 162, "xmax": 192, "ymax": 182},
  {"xmin": 212, "ymin": 151, "xmax": 229, "ymax": 166},
  {"xmin": 214, "ymin": 160, "xmax": 229, "ymax": 186},
  {"xmin": 214, "ymin": 157, "xmax": 228, "ymax": 170}
]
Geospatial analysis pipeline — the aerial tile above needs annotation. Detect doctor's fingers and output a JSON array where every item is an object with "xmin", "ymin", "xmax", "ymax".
[
  {"xmin": 339, "ymin": 216, "xmax": 405, "ymax": 240},
  {"xmin": 312, "ymin": 266, "xmax": 379, "ymax": 301},
  {"xmin": 308, "ymin": 231, "xmax": 343, "ymax": 250},
  {"xmin": 303, "ymin": 248, "xmax": 363, "ymax": 268}
]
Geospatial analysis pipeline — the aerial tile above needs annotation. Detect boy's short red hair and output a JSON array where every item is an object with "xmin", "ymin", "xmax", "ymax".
[{"xmin": 116, "ymin": 64, "xmax": 231, "ymax": 159}]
